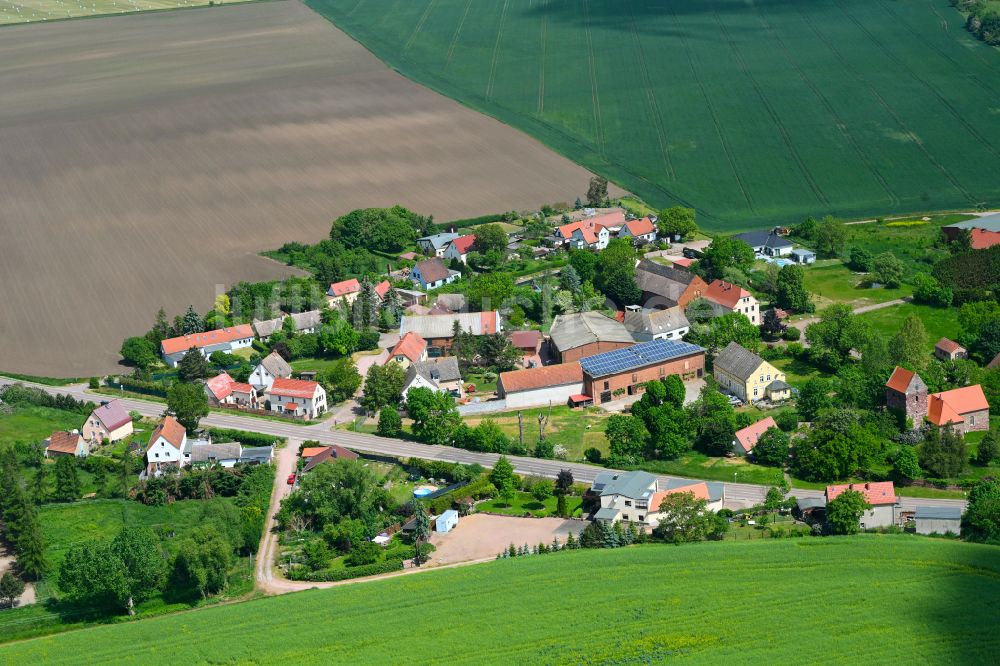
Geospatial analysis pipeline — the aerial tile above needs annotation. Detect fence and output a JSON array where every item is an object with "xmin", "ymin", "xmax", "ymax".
[{"xmin": 214, "ymin": 403, "xmax": 308, "ymax": 422}]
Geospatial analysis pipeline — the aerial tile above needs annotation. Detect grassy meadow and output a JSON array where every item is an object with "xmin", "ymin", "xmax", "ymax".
[
  {"xmin": 857, "ymin": 302, "xmax": 963, "ymax": 352},
  {"xmin": 463, "ymin": 404, "xmax": 609, "ymax": 460},
  {"xmin": 308, "ymin": 0, "xmax": 1000, "ymax": 228},
  {"xmin": 3, "ymin": 536, "xmax": 998, "ymax": 662}
]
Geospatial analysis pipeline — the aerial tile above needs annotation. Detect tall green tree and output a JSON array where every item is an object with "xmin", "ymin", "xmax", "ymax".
[
  {"xmin": 918, "ymin": 425, "xmax": 968, "ymax": 479},
  {"xmin": 31, "ymin": 464, "xmax": 48, "ymax": 503},
  {"xmin": 472, "ymin": 224, "xmax": 509, "ymax": 255},
  {"xmin": 653, "ymin": 492, "xmax": 728, "ymax": 543},
  {"xmin": 59, "ymin": 540, "xmax": 129, "ymax": 609},
  {"xmin": 361, "ymin": 362, "xmax": 406, "ymax": 412},
  {"xmin": 181, "ymin": 305, "xmax": 203, "ymax": 335},
  {"xmin": 586, "ymin": 176, "xmax": 608, "ymax": 206},
  {"xmin": 699, "ymin": 236, "xmax": 755, "ymax": 281},
  {"xmin": 977, "ymin": 429, "xmax": 998, "ymax": 466},
  {"xmin": 814, "ymin": 215, "xmax": 846, "ymax": 258},
  {"xmin": 595, "ymin": 239, "xmax": 641, "ymax": 306},
  {"xmin": 177, "ymin": 348, "xmax": 211, "ymax": 383},
  {"xmin": 889, "ymin": 315, "xmax": 929, "ymax": 371},
  {"xmin": 406, "ymin": 388, "xmax": 461, "ymax": 445},
  {"xmin": 0, "ymin": 572, "xmax": 25, "ymax": 608},
  {"xmin": 753, "ymin": 428, "xmax": 790, "ymax": 467},
  {"xmin": 171, "ymin": 528, "xmax": 232, "ymax": 598},
  {"xmin": 329, "ymin": 206, "xmax": 424, "ymax": 253},
  {"xmin": 166, "ymin": 382, "xmax": 209, "ymax": 433},
  {"xmin": 467, "ymin": 273, "xmax": 515, "ymax": 311},
  {"xmin": 120, "ymin": 337, "xmax": 159, "ymax": 370},
  {"xmin": 53, "ymin": 456, "xmax": 81, "ymax": 502},
  {"xmin": 657, "ymin": 206, "xmax": 697, "ymax": 240},
  {"xmin": 13, "ymin": 504, "xmax": 46, "ymax": 580},
  {"xmin": 489, "ymin": 456, "xmax": 517, "ymax": 495},
  {"xmin": 961, "ymin": 479, "xmax": 1000, "ymax": 543},
  {"xmin": 568, "ymin": 250, "xmax": 598, "ymax": 284},
  {"xmin": 412, "ymin": 503, "xmax": 431, "ymax": 566},
  {"xmin": 605, "ymin": 414, "xmax": 648, "ymax": 465},
  {"xmin": 111, "ymin": 526, "xmax": 166, "ymax": 614},
  {"xmin": 872, "ymin": 252, "xmax": 904, "ymax": 288},
  {"xmin": 559, "ymin": 265, "xmax": 581, "ymax": 292},
  {"xmin": 774, "ymin": 264, "xmax": 814, "ymax": 312},
  {"xmin": 826, "ymin": 489, "xmax": 869, "ymax": 535},
  {"xmin": 377, "ymin": 408, "xmax": 402, "ymax": 437}
]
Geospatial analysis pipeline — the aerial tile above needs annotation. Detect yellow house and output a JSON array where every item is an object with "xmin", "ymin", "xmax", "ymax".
[{"xmin": 713, "ymin": 342, "xmax": 787, "ymax": 403}]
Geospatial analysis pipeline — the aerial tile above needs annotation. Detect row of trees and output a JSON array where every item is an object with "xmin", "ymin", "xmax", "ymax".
[{"xmin": 0, "ymin": 450, "xmax": 46, "ymax": 584}]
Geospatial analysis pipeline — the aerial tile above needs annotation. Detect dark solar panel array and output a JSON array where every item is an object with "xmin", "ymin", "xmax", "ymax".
[{"xmin": 579, "ymin": 339, "xmax": 704, "ymax": 378}]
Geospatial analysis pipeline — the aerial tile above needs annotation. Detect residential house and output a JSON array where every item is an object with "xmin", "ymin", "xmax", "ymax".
[
  {"xmin": 399, "ymin": 311, "xmax": 501, "ymax": 354},
  {"xmin": 144, "ymin": 416, "xmax": 187, "ymax": 477},
  {"xmin": 790, "ymin": 248, "xmax": 816, "ymax": 264},
  {"xmin": 885, "ymin": 366, "xmax": 929, "ymax": 426},
  {"xmin": 579, "ymin": 338, "xmax": 705, "ymax": 405},
  {"xmin": 442, "ymin": 235, "xmax": 477, "ymax": 264},
  {"xmin": 417, "ymin": 232, "xmax": 460, "ymax": 257},
  {"xmin": 825, "ymin": 482, "xmax": 897, "ymax": 529},
  {"xmin": 204, "ymin": 372, "xmax": 258, "ymax": 408},
  {"xmin": 941, "ymin": 215, "xmax": 1000, "ymax": 250},
  {"xmin": 160, "ymin": 325, "xmax": 254, "ymax": 367},
  {"xmin": 395, "ymin": 288, "xmax": 428, "ymax": 308},
  {"xmin": 914, "ymin": 506, "xmax": 962, "ymax": 536},
  {"xmin": 713, "ymin": 342, "xmax": 786, "ymax": 403},
  {"xmin": 934, "ymin": 338, "xmax": 967, "ymax": 362},
  {"xmin": 732, "ymin": 416, "xmax": 779, "ymax": 457},
  {"xmin": 411, "ymin": 257, "xmax": 460, "ymax": 290},
  {"xmin": 634, "ymin": 259, "xmax": 708, "ymax": 309},
  {"xmin": 402, "ymin": 357, "xmax": 463, "ymax": 399},
  {"xmin": 189, "ymin": 442, "xmax": 243, "ymax": 468},
  {"xmin": 590, "ymin": 471, "xmax": 721, "ymax": 528},
  {"xmin": 265, "ymin": 378, "xmax": 328, "ymax": 419},
  {"xmin": 927, "ymin": 384, "xmax": 990, "ymax": 434},
  {"xmin": 248, "ymin": 351, "xmax": 292, "ymax": 392},
  {"xmin": 556, "ymin": 219, "xmax": 610, "ymax": 250},
  {"xmin": 240, "ymin": 446, "xmax": 274, "ymax": 465},
  {"xmin": 622, "ymin": 305, "xmax": 690, "ymax": 342},
  {"xmin": 387, "ymin": 331, "xmax": 428, "ymax": 368},
  {"xmin": 669, "ymin": 257, "xmax": 695, "ymax": 270},
  {"xmin": 618, "ymin": 217, "xmax": 657, "ymax": 245},
  {"xmin": 82, "ymin": 399, "xmax": 133, "ymax": 444},
  {"xmin": 326, "ymin": 278, "xmax": 362, "ymax": 306},
  {"xmin": 733, "ymin": 230, "xmax": 793, "ymax": 257},
  {"xmin": 253, "ymin": 310, "xmax": 322, "ymax": 341},
  {"xmin": 497, "ymin": 362, "xmax": 584, "ymax": 409},
  {"xmin": 45, "ymin": 431, "xmax": 87, "ymax": 458},
  {"xmin": 301, "ymin": 445, "xmax": 359, "ymax": 473},
  {"xmin": 509, "ymin": 329, "xmax": 543, "ymax": 367},
  {"xmin": 703, "ymin": 279, "xmax": 759, "ymax": 324},
  {"xmin": 549, "ymin": 311, "xmax": 633, "ymax": 363}
]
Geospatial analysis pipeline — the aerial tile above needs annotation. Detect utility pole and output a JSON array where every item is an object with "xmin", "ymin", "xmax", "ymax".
[{"xmin": 517, "ymin": 411, "xmax": 524, "ymax": 448}]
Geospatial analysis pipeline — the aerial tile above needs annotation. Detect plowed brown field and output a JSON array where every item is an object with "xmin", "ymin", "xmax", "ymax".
[{"xmin": 0, "ymin": 0, "xmax": 607, "ymax": 377}]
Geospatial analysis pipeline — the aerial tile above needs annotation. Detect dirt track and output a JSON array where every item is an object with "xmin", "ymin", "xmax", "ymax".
[{"xmin": 0, "ymin": 0, "xmax": 607, "ymax": 377}]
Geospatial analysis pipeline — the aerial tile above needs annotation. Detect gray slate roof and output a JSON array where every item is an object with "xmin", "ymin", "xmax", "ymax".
[
  {"xmin": 549, "ymin": 311, "xmax": 632, "ymax": 352},
  {"xmin": 714, "ymin": 342, "xmax": 766, "ymax": 382},
  {"xmin": 190, "ymin": 442, "xmax": 242, "ymax": 464},
  {"xmin": 797, "ymin": 497, "xmax": 826, "ymax": 511},
  {"xmin": 406, "ymin": 357, "xmax": 462, "ymax": 388},
  {"xmin": 417, "ymin": 232, "xmax": 460, "ymax": 250},
  {"xmin": 591, "ymin": 470, "xmax": 657, "ymax": 499},
  {"xmin": 594, "ymin": 507, "xmax": 622, "ymax": 521},
  {"xmin": 914, "ymin": 506, "xmax": 962, "ymax": 520},
  {"xmin": 240, "ymin": 446, "xmax": 274, "ymax": 462},
  {"xmin": 259, "ymin": 351, "xmax": 292, "ymax": 379},
  {"xmin": 791, "ymin": 248, "xmax": 815, "ymax": 258},
  {"xmin": 767, "ymin": 379, "xmax": 791, "ymax": 391},
  {"xmin": 623, "ymin": 307, "xmax": 689, "ymax": 339},
  {"xmin": 253, "ymin": 310, "xmax": 322, "ymax": 338},
  {"xmin": 734, "ymin": 231, "xmax": 793, "ymax": 249},
  {"xmin": 945, "ymin": 213, "xmax": 1000, "ymax": 232},
  {"xmin": 634, "ymin": 259, "xmax": 699, "ymax": 307}
]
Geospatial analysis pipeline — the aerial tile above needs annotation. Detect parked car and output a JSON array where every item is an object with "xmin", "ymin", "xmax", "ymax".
[{"xmin": 286, "ymin": 473, "xmax": 296, "ymax": 485}]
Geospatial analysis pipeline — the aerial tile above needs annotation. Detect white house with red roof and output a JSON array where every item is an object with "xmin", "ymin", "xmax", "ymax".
[
  {"xmin": 204, "ymin": 372, "xmax": 258, "ymax": 409},
  {"xmin": 82, "ymin": 399, "xmax": 133, "ymax": 444},
  {"xmin": 387, "ymin": 331, "xmax": 428, "ymax": 368},
  {"xmin": 160, "ymin": 325, "xmax": 254, "ymax": 367},
  {"xmin": 618, "ymin": 217, "xmax": 657, "ymax": 244},
  {"xmin": 825, "ymin": 482, "xmax": 898, "ymax": 529},
  {"xmin": 703, "ymin": 279, "xmax": 759, "ymax": 324},
  {"xmin": 326, "ymin": 278, "xmax": 362, "ymax": 306},
  {"xmin": 144, "ymin": 416, "xmax": 187, "ymax": 477},
  {"xmin": 45, "ymin": 431, "xmax": 88, "ymax": 458},
  {"xmin": 411, "ymin": 257, "xmax": 460, "ymax": 290},
  {"xmin": 264, "ymin": 378, "xmax": 327, "ymax": 419},
  {"xmin": 442, "ymin": 235, "xmax": 477, "ymax": 265},
  {"xmin": 556, "ymin": 211, "xmax": 623, "ymax": 250},
  {"xmin": 933, "ymin": 337, "xmax": 967, "ymax": 362},
  {"xmin": 590, "ymin": 470, "xmax": 723, "ymax": 528},
  {"xmin": 732, "ymin": 416, "xmax": 779, "ymax": 457}
]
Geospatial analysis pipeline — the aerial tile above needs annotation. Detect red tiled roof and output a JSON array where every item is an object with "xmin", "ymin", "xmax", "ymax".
[
  {"xmin": 390, "ymin": 331, "xmax": 427, "ymax": 363},
  {"xmin": 703, "ymin": 280, "xmax": 752, "ymax": 310},
  {"xmin": 885, "ymin": 366, "xmax": 917, "ymax": 394},
  {"xmin": 826, "ymin": 481, "xmax": 896, "ymax": 506},
  {"xmin": 589, "ymin": 210, "xmax": 627, "ymax": 228},
  {"xmin": 733, "ymin": 416, "xmax": 778, "ymax": 454},
  {"xmin": 375, "ymin": 280, "xmax": 392, "ymax": 300},
  {"xmin": 302, "ymin": 444, "xmax": 359, "ymax": 472},
  {"xmin": 927, "ymin": 385, "xmax": 989, "ymax": 426},
  {"xmin": 971, "ymin": 228, "xmax": 1000, "ymax": 250},
  {"xmin": 499, "ymin": 362, "xmax": 582, "ymax": 393},
  {"xmin": 206, "ymin": 372, "xmax": 236, "ymax": 401},
  {"xmin": 649, "ymin": 482, "xmax": 711, "ymax": 510},
  {"xmin": 449, "ymin": 235, "xmax": 476, "ymax": 255},
  {"xmin": 509, "ymin": 330, "xmax": 542, "ymax": 350},
  {"xmin": 300, "ymin": 446, "xmax": 328, "ymax": 459},
  {"xmin": 558, "ymin": 214, "xmax": 619, "ymax": 242},
  {"xmin": 149, "ymin": 416, "xmax": 186, "ymax": 450},
  {"xmin": 47, "ymin": 431, "xmax": 83, "ymax": 455},
  {"xmin": 623, "ymin": 217, "xmax": 655, "ymax": 236},
  {"xmin": 268, "ymin": 378, "xmax": 322, "ymax": 399},
  {"xmin": 671, "ymin": 257, "xmax": 695, "ymax": 269},
  {"xmin": 161, "ymin": 325, "xmax": 254, "ymax": 355},
  {"xmin": 481, "ymin": 311, "xmax": 500, "ymax": 335},
  {"xmin": 935, "ymin": 338, "xmax": 965, "ymax": 354},
  {"xmin": 328, "ymin": 278, "xmax": 361, "ymax": 298}
]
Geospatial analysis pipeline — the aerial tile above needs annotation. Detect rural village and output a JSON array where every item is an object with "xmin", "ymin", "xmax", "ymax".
[{"xmin": 1, "ymin": 0, "xmax": 1000, "ymax": 662}]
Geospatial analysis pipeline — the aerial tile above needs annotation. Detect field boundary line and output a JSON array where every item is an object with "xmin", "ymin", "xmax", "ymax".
[
  {"xmin": 402, "ymin": 0, "xmax": 436, "ymax": 55},
  {"xmin": 667, "ymin": 4, "xmax": 754, "ymax": 213},
  {"xmin": 625, "ymin": 0, "xmax": 675, "ymax": 180},
  {"xmin": 442, "ymin": 0, "xmax": 472, "ymax": 72},
  {"xmin": 796, "ymin": 5, "xmax": 975, "ymax": 204},
  {"xmin": 832, "ymin": 0, "xmax": 1000, "ymax": 165},
  {"xmin": 582, "ymin": 0, "xmax": 607, "ymax": 158},
  {"xmin": 750, "ymin": 0, "xmax": 898, "ymax": 207},
  {"xmin": 485, "ymin": 0, "xmax": 510, "ymax": 100},
  {"xmin": 537, "ymin": 13, "xmax": 547, "ymax": 114},
  {"xmin": 709, "ymin": 4, "xmax": 829, "ymax": 206}
]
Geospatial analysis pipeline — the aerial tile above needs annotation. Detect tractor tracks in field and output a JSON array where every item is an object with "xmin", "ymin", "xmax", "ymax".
[
  {"xmin": 625, "ymin": 0, "xmax": 675, "ymax": 181},
  {"xmin": 485, "ymin": 0, "xmax": 511, "ymax": 100},
  {"xmin": 403, "ymin": 0, "xmax": 437, "ymax": 55},
  {"xmin": 537, "ymin": 13, "xmax": 547, "ymax": 114},
  {"xmin": 582, "ymin": 0, "xmax": 607, "ymax": 158},
  {"xmin": 442, "ymin": 0, "xmax": 472, "ymax": 72}
]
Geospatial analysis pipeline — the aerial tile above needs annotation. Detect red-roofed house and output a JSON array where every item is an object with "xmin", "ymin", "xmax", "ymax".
[
  {"xmin": 703, "ymin": 280, "xmax": 759, "ymax": 324},
  {"xmin": 145, "ymin": 416, "xmax": 187, "ymax": 477},
  {"xmin": 160, "ymin": 325, "xmax": 254, "ymax": 367},
  {"xmin": 618, "ymin": 217, "xmax": 657, "ymax": 244},
  {"xmin": 927, "ymin": 385, "xmax": 990, "ymax": 433},
  {"xmin": 556, "ymin": 217, "xmax": 612, "ymax": 250},
  {"xmin": 387, "ymin": 331, "xmax": 428, "ymax": 368},
  {"xmin": 301, "ymin": 445, "xmax": 359, "ymax": 473},
  {"xmin": 934, "ymin": 338, "xmax": 967, "ymax": 362},
  {"xmin": 885, "ymin": 366, "xmax": 929, "ymax": 426},
  {"xmin": 970, "ymin": 228, "xmax": 1000, "ymax": 250},
  {"xmin": 45, "ymin": 431, "xmax": 87, "ymax": 458},
  {"xmin": 443, "ymin": 235, "xmax": 477, "ymax": 264},
  {"xmin": 374, "ymin": 280, "xmax": 392, "ymax": 301},
  {"xmin": 671, "ymin": 257, "xmax": 695, "ymax": 269},
  {"xmin": 647, "ymin": 481, "xmax": 722, "ymax": 516},
  {"xmin": 82, "ymin": 399, "xmax": 133, "ymax": 444},
  {"xmin": 732, "ymin": 416, "xmax": 779, "ymax": 456},
  {"xmin": 204, "ymin": 372, "xmax": 258, "ymax": 408},
  {"xmin": 265, "ymin": 378, "xmax": 328, "ymax": 419},
  {"xmin": 327, "ymin": 278, "xmax": 362, "ymax": 306},
  {"xmin": 825, "ymin": 482, "xmax": 897, "ymax": 529},
  {"xmin": 497, "ymin": 362, "xmax": 584, "ymax": 409}
]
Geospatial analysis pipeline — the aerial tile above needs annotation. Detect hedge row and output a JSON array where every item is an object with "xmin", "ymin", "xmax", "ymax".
[
  {"xmin": 290, "ymin": 558, "xmax": 403, "ymax": 582},
  {"xmin": 207, "ymin": 427, "xmax": 284, "ymax": 448}
]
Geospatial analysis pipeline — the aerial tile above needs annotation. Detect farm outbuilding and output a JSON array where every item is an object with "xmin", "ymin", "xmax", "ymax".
[
  {"xmin": 914, "ymin": 506, "xmax": 962, "ymax": 536},
  {"xmin": 436, "ymin": 510, "xmax": 459, "ymax": 533}
]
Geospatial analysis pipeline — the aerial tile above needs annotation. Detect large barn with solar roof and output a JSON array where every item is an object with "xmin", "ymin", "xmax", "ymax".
[{"xmin": 578, "ymin": 339, "xmax": 705, "ymax": 405}]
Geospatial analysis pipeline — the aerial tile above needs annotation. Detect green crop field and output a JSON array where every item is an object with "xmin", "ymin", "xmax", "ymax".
[
  {"xmin": 0, "ymin": 0, "xmax": 218, "ymax": 24},
  {"xmin": 3, "ymin": 536, "xmax": 998, "ymax": 662},
  {"xmin": 307, "ymin": 0, "xmax": 1000, "ymax": 229}
]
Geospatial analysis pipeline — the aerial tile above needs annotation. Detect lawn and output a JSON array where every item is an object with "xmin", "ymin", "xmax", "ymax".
[
  {"xmin": 478, "ymin": 491, "xmax": 583, "ymax": 518},
  {"xmin": 634, "ymin": 451, "xmax": 784, "ymax": 486},
  {"xmin": 0, "ymin": 406, "xmax": 81, "ymax": 449},
  {"xmin": 0, "ymin": 0, "xmax": 221, "ymax": 24},
  {"xmin": 308, "ymin": 0, "xmax": 1000, "ymax": 228},
  {"xmin": 463, "ymin": 405, "xmax": 609, "ymax": 460},
  {"xmin": 5, "ymin": 536, "xmax": 999, "ymax": 662},
  {"xmin": 801, "ymin": 260, "xmax": 911, "ymax": 309},
  {"xmin": 769, "ymin": 356, "xmax": 834, "ymax": 388},
  {"xmin": 857, "ymin": 303, "xmax": 963, "ymax": 351},
  {"xmin": 839, "ymin": 214, "xmax": 974, "ymax": 272}
]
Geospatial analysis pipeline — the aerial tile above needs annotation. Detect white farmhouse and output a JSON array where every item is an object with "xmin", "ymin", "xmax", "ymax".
[{"xmin": 144, "ymin": 416, "xmax": 187, "ymax": 478}]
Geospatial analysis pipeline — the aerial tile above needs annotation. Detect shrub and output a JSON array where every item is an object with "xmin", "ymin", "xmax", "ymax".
[
  {"xmin": 782, "ymin": 327, "xmax": 801, "ymax": 341},
  {"xmin": 774, "ymin": 411, "xmax": 799, "ymax": 432},
  {"xmin": 786, "ymin": 342, "xmax": 805, "ymax": 357},
  {"xmin": 584, "ymin": 448, "xmax": 602, "ymax": 464}
]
